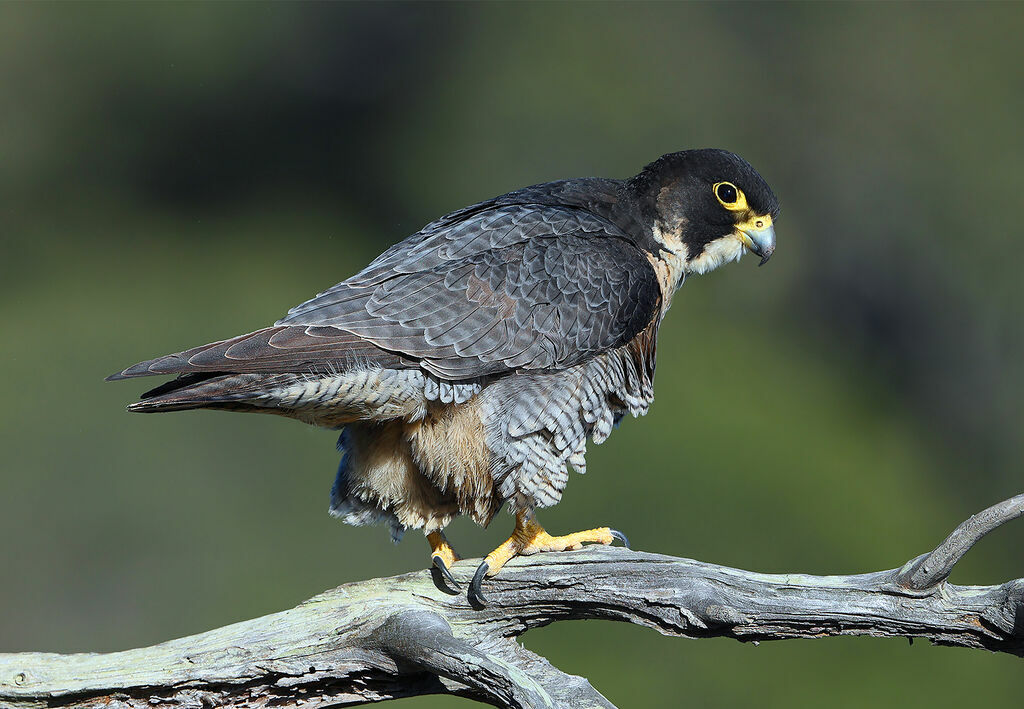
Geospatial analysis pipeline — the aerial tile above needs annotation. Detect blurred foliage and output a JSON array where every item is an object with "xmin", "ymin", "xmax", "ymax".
[{"xmin": 1, "ymin": 2, "xmax": 1023, "ymax": 707}]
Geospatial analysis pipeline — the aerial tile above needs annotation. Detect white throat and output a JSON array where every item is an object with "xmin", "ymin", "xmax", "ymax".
[
  {"xmin": 683, "ymin": 233, "xmax": 746, "ymax": 276},
  {"xmin": 648, "ymin": 224, "xmax": 746, "ymax": 315}
]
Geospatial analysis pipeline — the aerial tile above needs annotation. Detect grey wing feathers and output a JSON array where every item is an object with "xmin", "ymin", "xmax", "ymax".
[
  {"xmin": 277, "ymin": 203, "xmax": 661, "ymax": 379},
  {"xmin": 280, "ymin": 204, "xmax": 610, "ymax": 314},
  {"xmin": 111, "ymin": 201, "xmax": 660, "ymax": 384},
  {"xmin": 107, "ymin": 326, "xmax": 411, "ymax": 380}
]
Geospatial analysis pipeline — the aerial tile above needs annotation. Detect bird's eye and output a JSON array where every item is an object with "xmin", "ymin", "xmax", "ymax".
[
  {"xmin": 713, "ymin": 181, "xmax": 748, "ymax": 211},
  {"xmin": 715, "ymin": 182, "xmax": 738, "ymax": 204}
]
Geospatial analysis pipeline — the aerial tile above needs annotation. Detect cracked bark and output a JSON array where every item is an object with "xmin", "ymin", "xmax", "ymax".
[{"xmin": 1, "ymin": 494, "xmax": 1021, "ymax": 709}]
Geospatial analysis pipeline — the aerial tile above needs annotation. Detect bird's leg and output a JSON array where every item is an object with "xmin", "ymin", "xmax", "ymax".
[
  {"xmin": 469, "ymin": 512, "xmax": 628, "ymax": 605},
  {"xmin": 428, "ymin": 530, "xmax": 461, "ymax": 587}
]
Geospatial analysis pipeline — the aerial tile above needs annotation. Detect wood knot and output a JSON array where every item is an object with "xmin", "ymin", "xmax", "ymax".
[{"xmin": 703, "ymin": 604, "xmax": 748, "ymax": 627}]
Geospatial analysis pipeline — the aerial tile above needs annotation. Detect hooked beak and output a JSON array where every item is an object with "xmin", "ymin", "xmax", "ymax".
[{"xmin": 739, "ymin": 223, "xmax": 776, "ymax": 266}]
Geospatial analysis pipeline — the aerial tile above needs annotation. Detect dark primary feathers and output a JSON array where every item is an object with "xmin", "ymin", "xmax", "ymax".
[{"xmin": 110, "ymin": 182, "xmax": 662, "ymax": 388}]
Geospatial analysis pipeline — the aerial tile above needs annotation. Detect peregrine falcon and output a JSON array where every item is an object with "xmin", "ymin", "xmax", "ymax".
[{"xmin": 109, "ymin": 149, "xmax": 778, "ymax": 603}]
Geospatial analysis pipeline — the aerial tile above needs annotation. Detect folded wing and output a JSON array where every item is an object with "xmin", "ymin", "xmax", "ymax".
[{"xmin": 110, "ymin": 203, "xmax": 660, "ymax": 383}]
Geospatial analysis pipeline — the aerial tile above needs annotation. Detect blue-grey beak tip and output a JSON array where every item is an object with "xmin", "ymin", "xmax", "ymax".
[{"xmin": 743, "ymin": 224, "xmax": 776, "ymax": 267}]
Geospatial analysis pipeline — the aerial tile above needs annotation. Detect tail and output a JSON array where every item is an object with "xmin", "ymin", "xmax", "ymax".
[
  {"xmin": 108, "ymin": 325, "xmax": 410, "ymax": 413},
  {"xmin": 127, "ymin": 372, "xmax": 300, "ymax": 413}
]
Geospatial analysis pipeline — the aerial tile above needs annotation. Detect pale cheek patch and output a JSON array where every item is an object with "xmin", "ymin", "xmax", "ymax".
[{"xmin": 684, "ymin": 234, "xmax": 746, "ymax": 276}]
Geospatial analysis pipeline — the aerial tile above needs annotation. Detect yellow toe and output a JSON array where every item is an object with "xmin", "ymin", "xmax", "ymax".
[
  {"xmin": 482, "ymin": 516, "xmax": 615, "ymax": 576},
  {"xmin": 427, "ymin": 531, "xmax": 460, "ymax": 570}
]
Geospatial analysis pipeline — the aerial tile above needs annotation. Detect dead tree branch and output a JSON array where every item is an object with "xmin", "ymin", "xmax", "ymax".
[{"xmin": 1, "ymin": 494, "xmax": 1022, "ymax": 709}]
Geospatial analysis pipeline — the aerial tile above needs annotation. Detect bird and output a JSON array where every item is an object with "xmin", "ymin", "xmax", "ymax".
[{"xmin": 109, "ymin": 148, "xmax": 778, "ymax": 604}]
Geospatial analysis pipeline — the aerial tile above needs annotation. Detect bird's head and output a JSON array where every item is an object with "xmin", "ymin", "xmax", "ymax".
[{"xmin": 629, "ymin": 149, "xmax": 779, "ymax": 277}]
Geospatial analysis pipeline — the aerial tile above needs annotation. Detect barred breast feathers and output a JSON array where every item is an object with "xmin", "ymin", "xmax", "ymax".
[{"xmin": 480, "ymin": 319, "xmax": 658, "ymax": 512}]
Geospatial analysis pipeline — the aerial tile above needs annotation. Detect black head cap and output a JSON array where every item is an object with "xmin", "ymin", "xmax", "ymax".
[
  {"xmin": 627, "ymin": 149, "xmax": 779, "ymax": 262},
  {"xmin": 630, "ymin": 149, "xmax": 779, "ymax": 218}
]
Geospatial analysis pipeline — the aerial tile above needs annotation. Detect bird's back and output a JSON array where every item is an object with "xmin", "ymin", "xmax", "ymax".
[{"xmin": 110, "ymin": 176, "xmax": 660, "ymax": 425}]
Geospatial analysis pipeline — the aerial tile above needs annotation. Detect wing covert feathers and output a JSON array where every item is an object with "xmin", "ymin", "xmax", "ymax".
[
  {"xmin": 275, "ymin": 203, "xmax": 660, "ymax": 380},
  {"xmin": 112, "ymin": 197, "xmax": 660, "ymax": 386}
]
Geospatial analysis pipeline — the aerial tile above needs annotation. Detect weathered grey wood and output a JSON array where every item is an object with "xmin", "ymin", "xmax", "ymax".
[
  {"xmin": 1, "ymin": 495, "xmax": 1022, "ymax": 709},
  {"xmin": 895, "ymin": 493, "xmax": 1024, "ymax": 591}
]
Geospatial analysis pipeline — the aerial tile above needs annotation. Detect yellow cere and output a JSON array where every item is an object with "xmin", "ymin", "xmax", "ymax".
[{"xmin": 736, "ymin": 212, "xmax": 773, "ymax": 232}]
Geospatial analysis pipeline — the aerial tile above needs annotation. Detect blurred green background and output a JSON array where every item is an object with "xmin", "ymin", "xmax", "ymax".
[{"xmin": 2, "ymin": 2, "xmax": 1023, "ymax": 706}]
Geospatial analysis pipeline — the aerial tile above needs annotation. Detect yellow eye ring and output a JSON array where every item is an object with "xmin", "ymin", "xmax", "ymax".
[{"xmin": 713, "ymin": 181, "xmax": 749, "ymax": 211}]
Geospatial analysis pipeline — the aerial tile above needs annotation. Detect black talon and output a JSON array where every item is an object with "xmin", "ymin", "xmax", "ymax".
[
  {"xmin": 610, "ymin": 529, "xmax": 630, "ymax": 549},
  {"xmin": 469, "ymin": 561, "xmax": 490, "ymax": 607},
  {"xmin": 432, "ymin": 555, "xmax": 460, "ymax": 589}
]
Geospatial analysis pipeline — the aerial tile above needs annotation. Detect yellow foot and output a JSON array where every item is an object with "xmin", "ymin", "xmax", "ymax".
[
  {"xmin": 469, "ymin": 513, "xmax": 629, "ymax": 606},
  {"xmin": 428, "ymin": 531, "xmax": 462, "ymax": 587}
]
